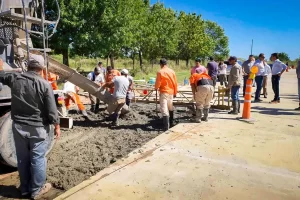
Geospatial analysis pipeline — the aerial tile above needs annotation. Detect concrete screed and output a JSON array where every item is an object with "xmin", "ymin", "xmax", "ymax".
[{"xmin": 56, "ymin": 71, "xmax": 300, "ymax": 200}]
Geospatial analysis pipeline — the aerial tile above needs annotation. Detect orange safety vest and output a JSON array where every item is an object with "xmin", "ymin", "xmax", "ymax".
[
  {"xmin": 189, "ymin": 73, "xmax": 212, "ymax": 85},
  {"xmin": 155, "ymin": 66, "xmax": 178, "ymax": 95},
  {"xmin": 43, "ymin": 71, "xmax": 59, "ymax": 90}
]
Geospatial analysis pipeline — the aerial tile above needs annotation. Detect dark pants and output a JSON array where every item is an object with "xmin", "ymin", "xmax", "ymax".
[
  {"xmin": 243, "ymin": 75, "xmax": 249, "ymax": 96},
  {"xmin": 255, "ymin": 76, "xmax": 264, "ymax": 100},
  {"xmin": 212, "ymin": 76, "xmax": 217, "ymax": 87},
  {"xmin": 271, "ymin": 75, "xmax": 281, "ymax": 101}
]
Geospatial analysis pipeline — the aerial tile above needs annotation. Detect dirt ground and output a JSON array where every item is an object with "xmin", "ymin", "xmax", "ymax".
[{"xmin": 0, "ymin": 102, "xmax": 191, "ymax": 199}]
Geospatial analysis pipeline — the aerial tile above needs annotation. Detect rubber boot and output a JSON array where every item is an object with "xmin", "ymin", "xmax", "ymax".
[
  {"xmin": 90, "ymin": 104, "xmax": 95, "ymax": 112},
  {"xmin": 169, "ymin": 111, "xmax": 174, "ymax": 128},
  {"xmin": 195, "ymin": 109, "xmax": 202, "ymax": 123},
  {"xmin": 163, "ymin": 116, "xmax": 170, "ymax": 131},
  {"xmin": 94, "ymin": 103, "xmax": 100, "ymax": 114},
  {"xmin": 112, "ymin": 113, "xmax": 119, "ymax": 126},
  {"xmin": 237, "ymin": 101, "xmax": 240, "ymax": 113},
  {"xmin": 228, "ymin": 101, "xmax": 238, "ymax": 115},
  {"xmin": 81, "ymin": 110, "xmax": 90, "ymax": 120},
  {"xmin": 201, "ymin": 108, "xmax": 209, "ymax": 122}
]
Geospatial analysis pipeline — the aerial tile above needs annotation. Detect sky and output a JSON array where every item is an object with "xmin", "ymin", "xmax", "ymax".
[{"xmin": 151, "ymin": 0, "xmax": 300, "ymax": 60}]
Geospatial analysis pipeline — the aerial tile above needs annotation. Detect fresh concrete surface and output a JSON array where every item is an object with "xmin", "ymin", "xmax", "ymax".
[{"xmin": 56, "ymin": 71, "xmax": 300, "ymax": 200}]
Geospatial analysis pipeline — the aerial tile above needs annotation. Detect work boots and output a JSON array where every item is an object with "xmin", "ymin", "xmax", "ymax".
[
  {"xmin": 228, "ymin": 101, "xmax": 238, "ymax": 115},
  {"xmin": 201, "ymin": 108, "xmax": 209, "ymax": 122},
  {"xmin": 112, "ymin": 113, "xmax": 119, "ymax": 126},
  {"xmin": 94, "ymin": 103, "xmax": 100, "ymax": 114},
  {"xmin": 163, "ymin": 116, "xmax": 170, "ymax": 131},
  {"xmin": 81, "ymin": 110, "xmax": 90, "ymax": 120},
  {"xmin": 90, "ymin": 104, "xmax": 95, "ymax": 112},
  {"xmin": 195, "ymin": 109, "xmax": 202, "ymax": 123},
  {"xmin": 169, "ymin": 111, "xmax": 174, "ymax": 128}
]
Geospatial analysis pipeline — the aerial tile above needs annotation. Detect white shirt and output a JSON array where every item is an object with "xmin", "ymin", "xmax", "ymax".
[
  {"xmin": 218, "ymin": 64, "xmax": 227, "ymax": 74},
  {"xmin": 263, "ymin": 64, "xmax": 271, "ymax": 76},
  {"xmin": 63, "ymin": 81, "xmax": 76, "ymax": 93},
  {"xmin": 253, "ymin": 60, "xmax": 265, "ymax": 76},
  {"xmin": 272, "ymin": 59, "xmax": 287, "ymax": 75},
  {"xmin": 87, "ymin": 72, "xmax": 105, "ymax": 84}
]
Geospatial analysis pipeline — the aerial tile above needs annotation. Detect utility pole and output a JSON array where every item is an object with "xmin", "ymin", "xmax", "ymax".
[{"xmin": 251, "ymin": 39, "xmax": 253, "ymax": 55}]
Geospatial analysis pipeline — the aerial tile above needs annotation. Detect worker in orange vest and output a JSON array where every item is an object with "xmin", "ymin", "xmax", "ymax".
[
  {"xmin": 63, "ymin": 81, "xmax": 89, "ymax": 119},
  {"xmin": 190, "ymin": 68, "xmax": 214, "ymax": 122},
  {"xmin": 42, "ymin": 70, "xmax": 59, "ymax": 90},
  {"xmin": 155, "ymin": 58, "xmax": 178, "ymax": 131},
  {"xmin": 105, "ymin": 66, "xmax": 121, "ymax": 94}
]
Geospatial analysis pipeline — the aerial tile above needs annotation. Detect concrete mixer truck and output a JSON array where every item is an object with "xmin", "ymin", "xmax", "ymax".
[{"xmin": 0, "ymin": 0, "xmax": 129, "ymax": 167}]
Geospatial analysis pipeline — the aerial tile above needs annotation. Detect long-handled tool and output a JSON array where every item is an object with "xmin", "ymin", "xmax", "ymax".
[{"xmin": 155, "ymin": 89, "xmax": 159, "ymax": 117}]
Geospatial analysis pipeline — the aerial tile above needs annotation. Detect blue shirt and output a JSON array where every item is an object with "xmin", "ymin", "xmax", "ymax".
[{"xmin": 272, "ymin": 59, "xmax": 287, "ymax": 75}]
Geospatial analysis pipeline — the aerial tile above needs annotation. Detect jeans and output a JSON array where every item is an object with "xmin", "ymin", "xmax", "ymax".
[
  {"xmin": 231, "ymin": 86, "xmax": 240, "ymax": 101},
  {"xmin": 12, "ymin": 122, "xmax": 49, "ymax": 197},
  {"xmin": 255, "ymin": 76, "xmax": 264, "ymax": 100},
  {"xmin": 271, "ymin": 75, "xmax": 281, "ymax": 101},
  {"xmin": 243, "ymin": 75, "xmax": 249, "ymax": 96}
]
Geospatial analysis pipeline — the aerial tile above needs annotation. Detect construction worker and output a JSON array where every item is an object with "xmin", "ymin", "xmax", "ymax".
[
  {"xmin": 63, "ymin": 81, "xmax": 89, "ymax": 119},
  {"xmin": 295, "ymin": 60, "xmax": 300, "ymax": 110},
  {"xmin": 102, "ymin": 69, "xmax": 130, "ymax": 126},
  {"xmin": 126, "ymin": 73, "xmax": 134, "ymax": 107},
  {"xmin": 227, "ymin": 56, "xmax": 243, "ymax": 115},
  {"xmin": 0, "ymin": 54, "xmax": 60, "ymax": 199},
  {"xmin": 105, "ymin": 66, "xmax": 121, "ymax": 94},
  {"xmin": 190, "ymin": 68, "xmax": 214, "ymax": 122},
  {"xmin": 191, "ymin": 58, "xmax": 207, "ymax": 75},
  {"xmin": 155, "ymin": 58, "xmax": 178, "ymax": 131},
  {"xmin": 270, "ymin": 53, "xmax": 287, "ymax": 104},
  {"xmin": 87, "ymin": 67, "xmax": 105, "ymax": 113},
  {"xmin": 42, "ymin": 70, "xmax": 59, "ymax": 90}
]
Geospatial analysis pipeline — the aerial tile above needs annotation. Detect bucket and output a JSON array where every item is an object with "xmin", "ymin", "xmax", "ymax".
[{"xmin": 148, "ymin": 77, "xmax": 156, "ymax": 85}]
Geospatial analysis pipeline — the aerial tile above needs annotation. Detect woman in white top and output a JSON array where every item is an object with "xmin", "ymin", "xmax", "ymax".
[{"xmin": 218, "ymin": 60, "xmax": 227, "ymax": 86}]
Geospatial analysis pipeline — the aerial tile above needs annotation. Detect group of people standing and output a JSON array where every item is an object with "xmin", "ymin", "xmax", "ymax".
[{"xmin": 154, "ymin": 53, "xmax": 290, "ymax": 130}]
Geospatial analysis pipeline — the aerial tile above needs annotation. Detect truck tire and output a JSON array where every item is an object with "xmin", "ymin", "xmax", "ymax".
[{"xmin": 0, "ymin": 112, "xmax": 56, "ymax": 167}]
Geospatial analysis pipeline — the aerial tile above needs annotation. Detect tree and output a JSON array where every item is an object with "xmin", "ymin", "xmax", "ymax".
[
  {"xmin": 205, "ymin": 20, "xmax": 229, "ymax": 60},
  {"xmin": 177, "ymin": 12, "xmax": 213, "ymax": 66},
  {"xmin": 141, "ymin": 3, "xmax": 179, "ymax": 68},
  {"xmin": 278, "ymin": 52, "xmax": 290, "ymax": 62}
]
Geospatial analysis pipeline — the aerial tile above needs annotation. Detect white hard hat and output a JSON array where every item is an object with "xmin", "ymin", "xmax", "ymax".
[{"xmin": 121, "ymin": 69, "xmax": 129, "ymax": 75}]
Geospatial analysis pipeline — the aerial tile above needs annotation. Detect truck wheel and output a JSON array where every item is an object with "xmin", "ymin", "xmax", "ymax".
[{"xmin": 0, "ymin": 112, "xmax": 56, "ymax": 167}]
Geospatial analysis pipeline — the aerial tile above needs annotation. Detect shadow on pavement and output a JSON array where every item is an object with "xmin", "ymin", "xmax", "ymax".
[{"xmin": 252, "ymin": 106, "xmax": 299, "ymax": 116}]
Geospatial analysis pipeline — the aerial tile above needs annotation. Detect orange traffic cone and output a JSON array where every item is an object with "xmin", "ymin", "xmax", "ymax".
[{"xmin": 242, "ymin": 79, "xmax": 253, "ymax": 119}]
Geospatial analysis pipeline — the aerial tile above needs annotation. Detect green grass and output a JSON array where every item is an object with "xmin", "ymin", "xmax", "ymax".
[{"xmin": 50, "ymin": 54, "xmax": 194, "ymax": 84}]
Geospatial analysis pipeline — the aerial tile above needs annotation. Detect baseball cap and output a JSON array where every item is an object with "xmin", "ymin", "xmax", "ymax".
[
  {"xmin": 228, "ymin": 56, "xmax": 237, "ymax": 62},
  {"xmin": 28, "ymin": 54, "xmax": 45, "ymax": 69},
  {"xmin": 121, "ymin": 69, "xmax": 129, "ymax": 75}
]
